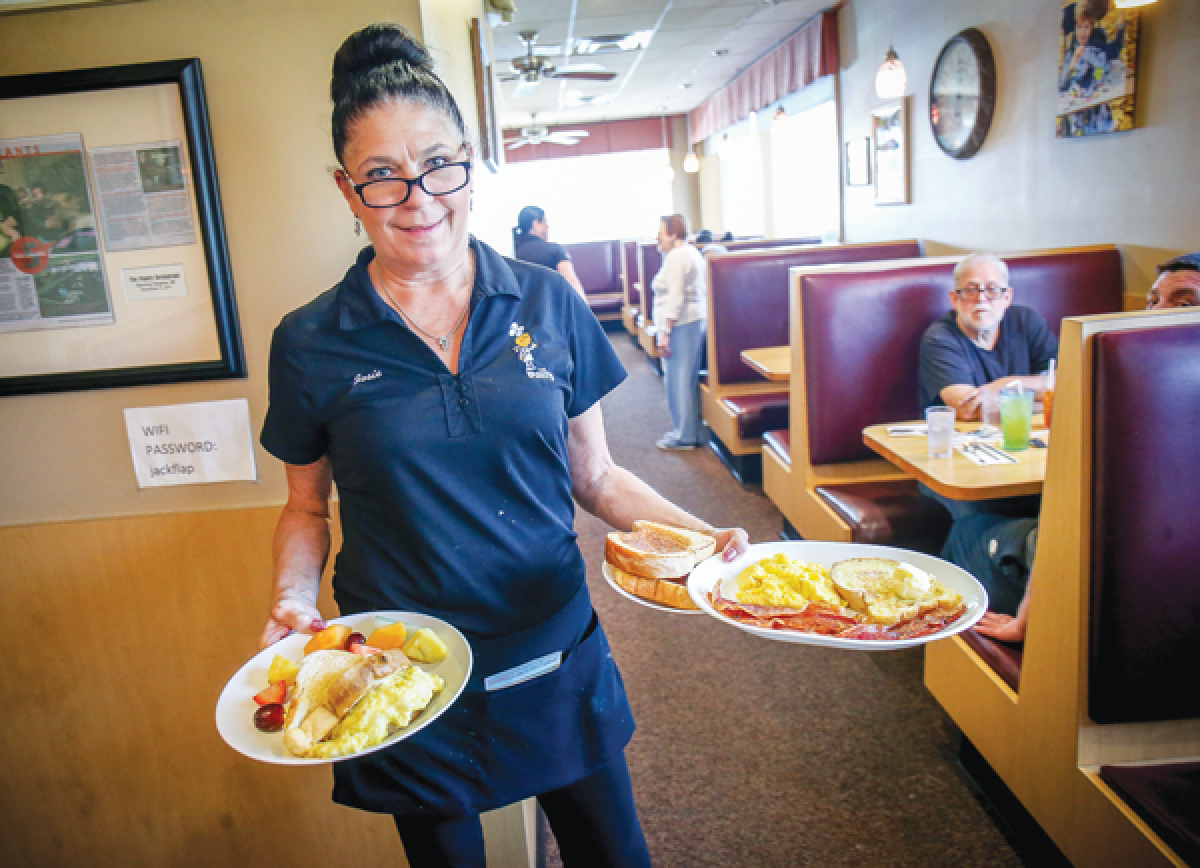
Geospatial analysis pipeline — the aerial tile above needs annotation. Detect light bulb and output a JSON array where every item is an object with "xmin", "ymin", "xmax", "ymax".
[
  {"xmin": 1114, "ymin": 0, "xmax": 1155, "ymax": 7},
  {"xmin": 875, "ymin": 46, "xmax": 907, "ymax": 99},
  {"xmin": 683, "ymin": 151, "xmax": 699, "ymax": 173}
]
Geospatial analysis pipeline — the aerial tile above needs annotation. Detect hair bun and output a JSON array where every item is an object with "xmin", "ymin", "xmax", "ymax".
[{"xmin": 331, "ymin": 23, "xmax": 433, "ymax": 102}]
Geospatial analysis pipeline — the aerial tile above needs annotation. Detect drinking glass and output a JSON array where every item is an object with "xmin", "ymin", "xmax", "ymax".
[
  {"xmin": 981, "ymin": 391, "xmax": 1002, "ymax": 433},
  {"xmin": 925, "ymin": 406, "xmax": 956, "ymax": 459},
  {"xmin": 999, "ymin": 389, "xmax": 1034, "ymax": 451}
]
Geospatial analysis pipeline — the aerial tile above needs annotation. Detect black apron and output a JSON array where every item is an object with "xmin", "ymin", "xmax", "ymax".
[{"xmin": 330, "ymin": 580, "xmax": 636, "ymax": 817}]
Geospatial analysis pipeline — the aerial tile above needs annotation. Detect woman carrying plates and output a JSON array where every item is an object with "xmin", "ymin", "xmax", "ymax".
[{"xmin": 257, "ymin": 23, "xmax": 748, "ymax": 868}]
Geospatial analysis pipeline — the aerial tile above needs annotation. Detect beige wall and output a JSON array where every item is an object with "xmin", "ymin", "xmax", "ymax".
[
  {"xmin": 0, "ymin": 0, "xmax": 422, "ymax": 526},
  {"xmin": 838, "ymin": 0, "xmax": 1199, "ymax": 304}
]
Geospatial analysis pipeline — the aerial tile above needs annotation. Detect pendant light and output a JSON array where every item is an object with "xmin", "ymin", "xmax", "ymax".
[
  {"xmin": 1114, "ymin": 0, "xmax": 1155, "ymax": 7},
  {"xmin": 682, "ymin": 113, "xmax": 699, "ymax": 174},
  {"xmin": 875, "ymin": 45, "xmax": 907, "ymax": 99}
]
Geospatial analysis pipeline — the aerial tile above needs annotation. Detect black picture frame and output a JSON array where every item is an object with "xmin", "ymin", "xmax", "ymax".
[
  {"xmin": 0, "ymin": 57, "xmax": 244, "ymax": 396},
  {"xmin": 929, "ymin": 27, "xmax": 997, "ymax": 160},
  {"xmin": 469, "ymin": 18, "xmax": 503, "ymax": 173}
]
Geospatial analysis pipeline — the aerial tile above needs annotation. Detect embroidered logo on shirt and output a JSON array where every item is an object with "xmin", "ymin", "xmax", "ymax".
[
  {"xmin": 509, "ymin": 323, "xmax": 553, "ymax": 380},
  {"xmin": 352, "ymin": 369, "xmax": 382, "ymax": 386}
]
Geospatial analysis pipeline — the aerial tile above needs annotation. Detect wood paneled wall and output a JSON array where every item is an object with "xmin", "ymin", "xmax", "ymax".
[{"xmin": 0, "ymin": 507, "xmax": 411, "ymax": 867}]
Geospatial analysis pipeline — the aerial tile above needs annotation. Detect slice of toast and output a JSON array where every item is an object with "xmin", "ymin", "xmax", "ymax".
[
  {"xmin": 632, "ymin": 521, "xmax": 717, "ymax": 562},
  {"xmin": 829, "ymin": 558, "xmax": 960, "ymax": 625},
  {"xmin": 607, "ymin": 563, "xmax": 699, "ymax": 610}
]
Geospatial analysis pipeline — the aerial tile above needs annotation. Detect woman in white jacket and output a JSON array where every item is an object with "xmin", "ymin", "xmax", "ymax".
[{"xmin": 651, "ymin": 214, "xmax": 708, "ymax": 450}]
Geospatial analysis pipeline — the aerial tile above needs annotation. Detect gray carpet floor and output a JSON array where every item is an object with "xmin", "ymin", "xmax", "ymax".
[{"xmin": 545, "ymin": 332, "xmax": 1023, "ymax": 867}]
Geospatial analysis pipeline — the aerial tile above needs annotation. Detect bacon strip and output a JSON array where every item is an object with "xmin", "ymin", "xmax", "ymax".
[{"xmin": 709, "ymin": 582, "xmax": 966, "ymax": 641}]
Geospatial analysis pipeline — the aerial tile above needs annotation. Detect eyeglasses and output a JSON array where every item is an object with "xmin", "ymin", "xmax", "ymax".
[
  {"xmin": 346, "ymin": 161, "xmax": 472, "ymax": 208},
  {"xmin": 954, "ymin": 285, "xmax": 1009, "ymax": 301}
]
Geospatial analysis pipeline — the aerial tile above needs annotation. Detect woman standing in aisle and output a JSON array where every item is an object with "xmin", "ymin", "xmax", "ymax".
[
  {"xmin": 258, "ymin": 23, "xmax": 747, "ymax": 868},
  {"xmin": 652, "ymin": 214, "xmax": 708, "ymax": 450}
]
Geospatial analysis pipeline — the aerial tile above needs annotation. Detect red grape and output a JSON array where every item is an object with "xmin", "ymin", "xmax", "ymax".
[
  {"xmin": 254, "ymin": 702, "xmax": 285, "ymax": 732},
  {"xmin": 344, "ymin": 631, "xmax": 367, "ymax": 650}
]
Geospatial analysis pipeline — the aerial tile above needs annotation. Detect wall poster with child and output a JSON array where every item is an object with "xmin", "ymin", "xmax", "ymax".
[{"xmin": 1056, "ymin": 0, "xmax": 1140, "ymax": 138}]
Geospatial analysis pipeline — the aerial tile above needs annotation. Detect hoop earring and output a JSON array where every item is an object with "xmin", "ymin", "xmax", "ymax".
[{"xmin": 354, "ymin": 219, "xmax": 362, "ymax": 237}]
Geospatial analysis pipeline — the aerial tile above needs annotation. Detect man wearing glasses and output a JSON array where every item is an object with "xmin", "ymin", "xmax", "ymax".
[{"xmin": 918, "ymin": 252, "xmax": 1057, "ymax": 420}]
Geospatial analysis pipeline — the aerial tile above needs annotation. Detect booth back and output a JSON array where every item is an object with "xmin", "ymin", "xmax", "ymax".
[
  {"xmin": 1089, "ymin": 322, "xmax": 1200, "ymax": 724},
  {"xmin": 802, "ymin": 248, "xmax": 1124, "ymax": 465},
  {"xmin": 722, "ymin": 236, "xmax": 821, "ymax": 252},
  {"xmin": 709, "ymin": 241, "xmax": 921, "ymax": 387},
  {"xmin": 563, "ymin": 240, "xmax": 622, "ymax": 295},
  {"xmin": 638, "ymin": 242, "xmax": 662, "ymax": 303}
]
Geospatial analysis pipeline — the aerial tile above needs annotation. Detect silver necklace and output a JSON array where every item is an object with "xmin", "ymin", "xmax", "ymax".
[{"xmin": 375, "ymin": 266, "xmax": 471, "ymax": 352}]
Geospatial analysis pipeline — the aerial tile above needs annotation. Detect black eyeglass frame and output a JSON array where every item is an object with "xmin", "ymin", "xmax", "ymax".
[
  {"xmin": 345, "ymin": 160, "xmax": 473, "ymax": 208},
  {"xmin": 953, "ymin": 285, "xmax": 1010, "ymax": 301}
]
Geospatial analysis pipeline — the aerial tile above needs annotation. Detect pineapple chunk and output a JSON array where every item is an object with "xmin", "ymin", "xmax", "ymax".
[
  {"xmin": 267, "ymin": 654, "xmax": 300, "ymax": 686},
  {"xmin": 402, "ymin": 627, "xmax": 448, "ymax": 664}
]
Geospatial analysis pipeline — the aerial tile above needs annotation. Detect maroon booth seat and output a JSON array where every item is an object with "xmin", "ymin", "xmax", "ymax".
[
  {"xmin": 702, "ymin": 241, "xmax": 922, "ymax": 484},
  {"xmin": 959, "ymin": 630, "xmax": 1023, "ymax": 692},
  {"xmin": 1099, "ymin": 762, "xmax": 1200, "ymax": 868},
  {"xmin": 563, "ymin": 240, "xmax": 623, "ymax": 321},
  {"xmin": 815, "ymin": 479, "xmax": 954, "ymax": 553},
  {"xmin": 1090, "ymin": 323, "xmax": 1200, "ymax": 725},
  {"xmin": 1089, "ymin": 323, "xmax": 1200, "ymax": 867}
]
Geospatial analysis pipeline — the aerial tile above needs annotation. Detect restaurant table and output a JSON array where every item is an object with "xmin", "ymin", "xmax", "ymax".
[
  {"xmin": 740, "ymin": 346, "xmax": 791, "ymax": 381},
  {"xmin": 863, "ymin": 419, "xmax": 1048, "ymax": 501}
]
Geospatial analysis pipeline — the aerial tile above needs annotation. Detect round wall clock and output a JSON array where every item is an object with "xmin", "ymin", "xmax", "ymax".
[{"xmin": 929, "ymin": 27, "xmax": 996, "ymax": 159}]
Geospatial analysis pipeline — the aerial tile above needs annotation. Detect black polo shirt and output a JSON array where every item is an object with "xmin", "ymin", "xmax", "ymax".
[
  {"xmin": 261, "ymin": 237, "xmax": 626, "ymax": 639},
  {"xmin": 514, "ymin": 237, "xmax": 569, "ymax": 271}
]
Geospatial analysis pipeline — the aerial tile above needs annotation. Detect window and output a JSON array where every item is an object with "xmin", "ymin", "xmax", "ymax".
[
  {"xmin": 471, "ymin": 149, "xmax": 675, "ymax": 252},
  {"xmin": 716, "ymin": 114, "xmax": 765, "ymax": 238},
  {"xmin": 769, "ymin": 100, "xmax": 840, "ymax": 242}
]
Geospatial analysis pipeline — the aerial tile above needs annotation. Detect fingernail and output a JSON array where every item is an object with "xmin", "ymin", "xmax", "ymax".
[{"xmin": 311, "ymin": 618, "xmax": 327, "ymax": 631}]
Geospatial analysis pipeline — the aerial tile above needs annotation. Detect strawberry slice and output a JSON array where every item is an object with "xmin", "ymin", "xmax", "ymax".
[
  {"xmin": 349, "ymin": 641, "xmax": 384, "ymax": 657},
  {"xmin": 253, "ymin": 680, "xmax": 287, "ymax": 706}
]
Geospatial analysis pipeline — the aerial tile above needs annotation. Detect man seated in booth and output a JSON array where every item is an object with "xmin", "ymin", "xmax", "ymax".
[
  {"xmin": 917, "ymin": 252, "xmax": 1057, "ymax": 520},
  {"xmin": 971, "ymin": 251, "xmax": 1200, "ymax": 643}
]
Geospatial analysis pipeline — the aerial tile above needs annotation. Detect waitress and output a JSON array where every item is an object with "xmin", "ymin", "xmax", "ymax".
[{"xmin": 258, "ymin": 23, "xmax": 748, "ymax": 868}]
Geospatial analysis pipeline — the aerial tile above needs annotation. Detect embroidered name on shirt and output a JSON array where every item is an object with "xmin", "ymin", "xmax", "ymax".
[
  {"xmin": 353, "ymin": 369, "xmax": 382, "ymax": 386},
  {"xmin": 509, "ymin": 323, "xmax": 554, "ymax": 380}
]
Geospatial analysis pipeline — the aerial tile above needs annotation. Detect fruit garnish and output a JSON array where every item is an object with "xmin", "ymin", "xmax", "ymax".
[
  {"xmin": 366, "ymin": 622, "xmax": 408, "ymax": 650},
  {"xmin": 402, "ymin": 627, "xmax": 448, "ymax": 663},
  {"xmin": 253, "ymin": 680, "xmax": 287, "ymax": 706},
  {"xmin": 343, "ymin": 631, "xmax": 367, "ymax": 650},
  {"xmin": 266, "ymin": 654, "xmax": 300, "ymax": 686},
  {"xmin": 253, "ymin": 703, "xmax": 285, "ymax": 732},
  {"xmin": 303, "ymin": 624, "xmax": 354, "ymax": 655}
]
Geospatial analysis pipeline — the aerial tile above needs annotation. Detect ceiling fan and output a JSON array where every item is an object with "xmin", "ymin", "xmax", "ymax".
[
  {"xmin": 498, "ymin": 31, "xmax": 617, "ymax": 97},
  {"xmin": 504, "ymin": 114, "xmax": 590, "ymax": 150}
]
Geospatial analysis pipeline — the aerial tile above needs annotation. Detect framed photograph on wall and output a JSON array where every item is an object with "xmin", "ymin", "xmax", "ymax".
[
  {"xmin": 845, "ymin": 136, "xmax": 871, "ymax": 186},
  {"xmin": 0, "ymin": 58, "xmax": 243, "ymax": 396},
  {"xmin": 872, "ymin": 99, "xmax": 908, "ymax": 205},
  {"xmin": 1056, "ymin": 1, "xmax": 1139, "ymax": 138},
  {"xmin": 470, "ymin": 18, "xmax": 503, "ymax": 173}
]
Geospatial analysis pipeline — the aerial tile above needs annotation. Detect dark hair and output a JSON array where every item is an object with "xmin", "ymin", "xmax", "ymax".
[
  {"xmin": 720, "ymin": 231, "xmax": 734, "ymax": 242},
  {"xmin": 1079, "ymin": 0, "xmax": 1109, "ymax": 23},
  {"xmin": 330, "ymin": 23, "xmax": 467, "ymax": 164},
  {"xmin": 694, "ymin": 229, "xmax": 714, "ymax": 244},
  {"xmin": 660, "ymin": 214, "xmax": 687, "ymax": 241},
  {"xmin": 514, "ymin": 205, "xmax": 545, "ymax": 246}
]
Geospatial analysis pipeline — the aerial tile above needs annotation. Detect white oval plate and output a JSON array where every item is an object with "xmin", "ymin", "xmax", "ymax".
[
  {"xmin": 215, "ymin": 611, "xmax": 472, "ymax": 765},
  {"xmin": 687, "ymin": 541, "xmax": 988, "ymax": 650},
  {"xmin": 602, "ymin": 562, "xmax": 702, "ymax": 615}
]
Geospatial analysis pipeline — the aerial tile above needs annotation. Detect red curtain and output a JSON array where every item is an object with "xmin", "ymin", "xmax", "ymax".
[
  {"xmin": 502, "ymin": 116, "xmax": 675, "ymax": 164},
  {"xmin": 688, "ymin": 9, "xmax": 839, "ymax": 146}
]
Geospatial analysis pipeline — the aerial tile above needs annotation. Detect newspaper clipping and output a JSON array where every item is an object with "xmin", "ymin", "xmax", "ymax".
[
  {"xmin": 0, "ymin": 133, "xmax": 114, "ymax": 334},
  {"xmin": 91, "ymin": 141, "xmax": 196, "ymax": 251}
]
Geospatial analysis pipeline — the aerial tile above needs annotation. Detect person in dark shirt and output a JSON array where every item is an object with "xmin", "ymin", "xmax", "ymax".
[
  {"xmin": 918, "ymin": 252, "xmax": 1057, "ymax": 419},
  {"xmin": 512, "ymin": 205, "xmax": 586, "ymax": 297}
]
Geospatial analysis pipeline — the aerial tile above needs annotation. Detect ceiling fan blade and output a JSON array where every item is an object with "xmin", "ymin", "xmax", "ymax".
[
  {"xmin": 548, "ymin": 130, "xmax": 590, "ymax": 138},
  {"xmin": 550, "ymin": 71, "xmax": 617, "ymax": 82},
  {"xmin": 505, "ymin": 139, "xmax": 530, "ymax": 150},
  {"xmin": 553, "ymin": 63, "xmax": 607, "ymax": 74},
  {"xmin": 542, "ymin": 134, "xmax": 581, "ymax": 144}
]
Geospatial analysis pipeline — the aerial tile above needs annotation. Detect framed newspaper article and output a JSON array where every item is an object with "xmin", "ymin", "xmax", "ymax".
[{"xmin": 0, "ymin": 58, "xmax": 243, "ymax": 396}]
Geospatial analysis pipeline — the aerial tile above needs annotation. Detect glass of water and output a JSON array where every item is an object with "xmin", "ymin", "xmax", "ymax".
[{"xmin": 925, "ymin": 406, "xmax": 956, "ymax": 459}]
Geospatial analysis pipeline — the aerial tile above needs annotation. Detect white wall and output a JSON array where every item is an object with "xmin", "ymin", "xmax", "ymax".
[{"xmin": 838, "ymin": 0, "xmax": 1200, "ymax": 301}]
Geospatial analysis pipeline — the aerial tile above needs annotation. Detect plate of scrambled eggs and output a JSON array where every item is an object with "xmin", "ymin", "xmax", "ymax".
[
  {"xmin": 687, "ymin": 541, "xmax": 988, "ymax": 649},
  {"xmin": 216, "ymin": 611, "xmax": 471, "ymax": 765}
]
